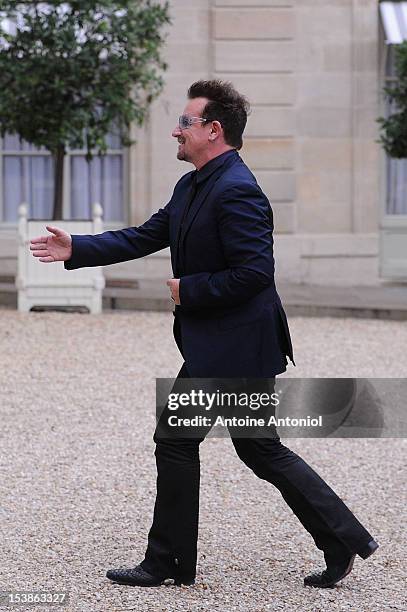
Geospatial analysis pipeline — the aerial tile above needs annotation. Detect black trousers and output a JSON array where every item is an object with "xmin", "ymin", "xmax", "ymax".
[{"xmin": 140, "ymin": 364, "xmax": 373, "ymax": 582}]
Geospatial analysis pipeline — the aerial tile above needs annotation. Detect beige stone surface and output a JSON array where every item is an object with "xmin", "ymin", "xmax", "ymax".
[
  {"xmin": 167, "ymin": 5, "xmax": 209, "ymax": 42},
  {"xmin": 298, "ymin": 108, "xmax": 351, "ymax": 139},
  {"xmin": 323, "ymin": 44, "xmax": 352, "ymax": 72},
  {"xmin": 215, "ymin": 0, "xmax": 293, "ymax": 5},
  {"xmin": 318, "ymin": 171, "xmax": 352, "ymax": 204},
  {"xmin": 297, "ymin": 73, "xmax": 351, "ymax": 108},
  {"xmin": 275, "ymin": 233, "xmax": 380, "ymax": 285},
  {"xmin": 246, "ymin": 107, "xmax": 295, "ymax": 138},
  {"xmin": 241, "ymin": 139, "xmax": 295, "ymax": 170},
  {"xmin": 300, "ymin": 255, "xmax": 380, "ymax": 286},
  {"xmin": 353, "ymin": 72, "xmax": 380, "ymax": 109},
  {"xmin": 272, "ymin": 202, "xmax": 296, "ymax": 234},
  {"xmin": 215, "ymin": 73, "xmax": 296, "ymax": 105},
  {"xmin": 214, "ymin": 40, "xmax": 296, "ymax": 72},
  {"xmin": 299, "ymin": 140, "xmax": 352, "ymax": 173},
  {"xmin": 294, "ymin": 0, "xmax": 353, "ymax": 6},
  {"xmin": 300, "ymin": 234, "xmax": 378, "ymax": 257},
  {"xmin": 297, "ymin": 5, "xmax": 352, "ymax": 43},
  {"xmin": 352, "ymin": 142, "xmax": 380, "ymax": 234},
  {"xmin": 0, "ymin": 0, "xmax": 389, "ymax": 291},
  {"xmin": 297, "ymin": 173, "xmax": 322, "ymax": 203},
  {"xmin": 255, "ymin": 170, "xmax": 297, "ymax": 203},
  {"xmin": 297, "ymin": 200, "xmax": 353, "ymax": 234},
  {"xmin": 213, "ymin": 7, "xmax": 295, "ymax": 40}
]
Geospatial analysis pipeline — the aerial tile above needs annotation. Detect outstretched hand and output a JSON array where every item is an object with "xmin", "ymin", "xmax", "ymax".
[{"xmin": 30, "ymin": 226, "xmax": 72, "ymax": 263}]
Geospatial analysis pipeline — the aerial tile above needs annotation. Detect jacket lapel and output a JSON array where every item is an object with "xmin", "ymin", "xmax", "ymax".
[
  {"xmin": 172, "ymin": 152, "xmax": 240, "ymax": 273},
  {"xmin": 172, "ymin": 177, "xmax": 195, "ymax": 273},
  {"xmin": 180, "ymin": 167, "xmax": 223, "ymax": 239},
  {"xmin": 181, "ymin": 152, "xmax": 239, "ymax": 240}
]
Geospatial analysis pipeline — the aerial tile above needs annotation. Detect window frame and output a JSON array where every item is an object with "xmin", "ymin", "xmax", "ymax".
[
  {"xmin": 0, "ymin": 136, "xmax": 129, "ymax": 227},
  {"xmin": 379, "ymin": 38, "xmax": 407, "ymax": 228}
]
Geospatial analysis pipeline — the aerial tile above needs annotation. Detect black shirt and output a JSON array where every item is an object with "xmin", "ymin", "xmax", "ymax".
[
  {"xmin": 176, "ymin": 149, "xmax": 237, "ymax": 275},
  {"xmin": 181, "ymin": 149, "xmax": 237, "ymax": 222}
]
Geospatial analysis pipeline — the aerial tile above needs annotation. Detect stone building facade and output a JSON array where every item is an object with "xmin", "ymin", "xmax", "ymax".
[{"xmin": 1, "ymin": 0, "xmax": 406, "ymax": 293}]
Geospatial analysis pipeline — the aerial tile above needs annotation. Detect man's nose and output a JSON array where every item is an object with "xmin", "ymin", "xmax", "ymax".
[{"xmin": 172, "ymin": 125, "xmax": 181, "ymax": 137}]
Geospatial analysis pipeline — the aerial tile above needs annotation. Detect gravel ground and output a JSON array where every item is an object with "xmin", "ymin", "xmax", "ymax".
[{"xmin": 0, "ymin": 309, "xmax": 406, "ymax": 612}]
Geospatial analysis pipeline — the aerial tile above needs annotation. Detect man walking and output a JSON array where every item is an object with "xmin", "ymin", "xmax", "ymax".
[{"xmin": 30, "ymin": 80, "xmax": 378, "ymax": 589}]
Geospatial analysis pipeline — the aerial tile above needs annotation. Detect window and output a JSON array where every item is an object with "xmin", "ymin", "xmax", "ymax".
[
  {"xmin": 0, "ymin": 131, "xmax": 126, "ymax": 223},
  {"xmin": 385, "ymin": 45, "xmax": 407, "ymax": 215},
  {"xmin": 381, "ymin": 7, "xmax": 407, "ymax": 215},
  {"xmin": 379, "ymin": 3, "xmax": 407, "ymax": 280}
]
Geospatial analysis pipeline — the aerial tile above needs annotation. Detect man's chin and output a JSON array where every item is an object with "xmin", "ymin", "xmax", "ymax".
[{"xmin": 177, "ymin": 151, "xmax": 190, "ymax": 162}]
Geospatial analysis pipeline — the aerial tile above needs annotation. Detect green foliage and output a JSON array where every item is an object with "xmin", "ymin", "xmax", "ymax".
[
  {"xmin": 377, "ymin": 41, "xmax": 407, "ymax": 159},
  {"xmin": 0, "ymin": 1, "xmax": 170, "ymax": 218}
]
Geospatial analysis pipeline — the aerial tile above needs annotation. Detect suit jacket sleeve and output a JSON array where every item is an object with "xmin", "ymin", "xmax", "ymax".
[
  {"xmin": 179, "ymin": 183, "xmax": 274, "ymax": 309},
  {"xmin": 64, "ymin": 204, "xmax": 170, "ymax": 270}
]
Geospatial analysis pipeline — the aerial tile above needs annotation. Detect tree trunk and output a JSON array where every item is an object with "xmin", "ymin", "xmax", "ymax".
[{"xmin": 52, "ymin": 145, "xmax": 65, "ymax": 220}]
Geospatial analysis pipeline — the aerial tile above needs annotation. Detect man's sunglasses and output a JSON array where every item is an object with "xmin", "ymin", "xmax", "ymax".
[{"xmin": 178, "ymin": 115, "xmax": 210, "ymax": 130}]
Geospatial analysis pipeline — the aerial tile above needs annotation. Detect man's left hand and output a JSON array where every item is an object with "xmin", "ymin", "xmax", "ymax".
[{"xmin": 166, "ymin": 278, "xmax": 180, "ymax": 305}]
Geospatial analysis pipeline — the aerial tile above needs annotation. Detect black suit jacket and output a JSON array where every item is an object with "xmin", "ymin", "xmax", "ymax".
[{"xmin": 65, "ymin": 150, "xmax": 294, "ymax": 377}]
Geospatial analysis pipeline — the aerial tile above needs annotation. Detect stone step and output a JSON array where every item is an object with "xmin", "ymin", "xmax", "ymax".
[
  {"xmin": 0, "ymin": 276, "xmax": 17, "ymax": 308},
  {"xmin": 0, "ymin": 275, "xmax": 15, "ymax": 288},
  {"xmin": 279, "ymin": 282, "xmax": 407, "ymax": 320}
]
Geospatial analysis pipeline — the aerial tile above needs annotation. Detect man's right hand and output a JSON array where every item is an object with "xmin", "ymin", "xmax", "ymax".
[{"xmin": 30, "ymin": 226, "xmax": 72, "ymax": 263}]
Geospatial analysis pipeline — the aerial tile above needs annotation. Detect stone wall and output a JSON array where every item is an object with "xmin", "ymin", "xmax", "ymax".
[{"xmin": 0, "ymin": 0, "xmax": 384, "ymax": 289}]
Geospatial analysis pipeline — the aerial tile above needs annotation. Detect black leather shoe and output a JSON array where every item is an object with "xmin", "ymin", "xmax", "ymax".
[
  {"xmin": 304, "ymin": 538, "xmax": 379, "ymax": 589},
  {"xmin": 106, "ymin": 565, "xmax": 195, "ymax": 587}
]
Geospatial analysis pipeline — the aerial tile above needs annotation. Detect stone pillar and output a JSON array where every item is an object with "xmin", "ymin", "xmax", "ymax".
[{"xmin": 212, "ymin": 0, "xmax": 297, "ymax": 234}]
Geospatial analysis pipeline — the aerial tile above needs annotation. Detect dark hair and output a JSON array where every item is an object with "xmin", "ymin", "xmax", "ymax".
[{"xmin": 187, "ymin": 79, "xmax": 250, "ymax": 150}]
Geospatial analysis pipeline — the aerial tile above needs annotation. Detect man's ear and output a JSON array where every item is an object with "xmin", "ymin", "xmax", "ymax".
[{"xmin": 208, "ymin": 120, "xmax": 222, "ymax": 142}]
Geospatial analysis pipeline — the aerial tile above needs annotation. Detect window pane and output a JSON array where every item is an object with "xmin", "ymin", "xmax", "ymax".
[
  {"xmin": 2, "ymin": 134, "xmax": 47, "ymax": 152},
  {"xmin": 1, "ymin": 130, "xmax": 125, "ymax": 222},
  {"xmin": 70, "ymin": 154, "xmax": 123, "ymax": 221},
  {"xmin": 105, "ymin": 130, "xmax": 122, "ymax": 150},
  {"xmin": 385, "ymin": 45, "xmax": 407, "ymax": 215},
  {"xmin": 3, "ymin": 155, "xmax": 54, "ymax": 221},
  {"xmin": 385, "ymin": 45, "xmax": 397, "ymax": 78},
  {"xmin": 387, "ymin": 157, "xmax": 407, "ymax": 215}
]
